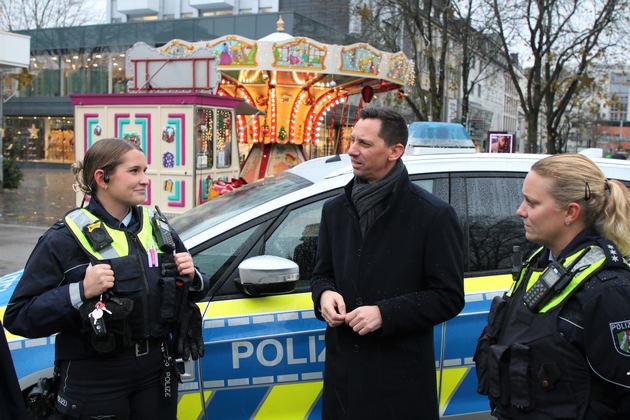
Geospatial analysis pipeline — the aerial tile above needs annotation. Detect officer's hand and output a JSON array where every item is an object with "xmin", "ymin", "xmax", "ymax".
[
  {"xmin": 346, "ymin": 305, "xmax": 382, "ymax": 336},
  {"xmin": 174, "ymin": 252, "xmax": 195, "ymax": 280},
  {"xmin": 320, "ymin": 290, "xmax": 346, "ymax": 327},
  {"xmin": 83, "ymin": 263, "xmax": 115, "ymax": 299}
]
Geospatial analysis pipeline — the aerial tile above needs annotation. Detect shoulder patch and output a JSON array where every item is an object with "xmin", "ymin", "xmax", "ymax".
[{"xmin": 610, "ymin": 320, "xmax": 630, "ymax": 356}]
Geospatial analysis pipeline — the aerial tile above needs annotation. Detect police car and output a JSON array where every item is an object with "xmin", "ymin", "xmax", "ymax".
[{"xmin": 2, "ymin": 152, "xmax": 629, "ymax": 419}]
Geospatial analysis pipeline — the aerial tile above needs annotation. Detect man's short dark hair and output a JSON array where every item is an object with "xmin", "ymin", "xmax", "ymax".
[{"xmin": 359, "ymin": 107, "xmax": 408, "ymax": 148}]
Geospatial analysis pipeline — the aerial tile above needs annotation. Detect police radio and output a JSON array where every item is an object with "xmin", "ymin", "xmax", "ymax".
[
  {"xmin": 522, "ymin": 261, "xmax": 568, "ymax": 311},
  {"xmin": 511, "ymin": 245, "xmax": 523, "ymax": 281},
  {"xmin": 151, "ymin": 206, "xmax": 176, "ymax": 252}
]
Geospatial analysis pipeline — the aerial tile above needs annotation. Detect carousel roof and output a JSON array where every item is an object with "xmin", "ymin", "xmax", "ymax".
[
  {"xmin": 125, "ymin": 16, "xmax": 414, "ymax": 97},
  {"xmin": 124, "ymin": 17, "xmax": 415, "ymax": 146}
]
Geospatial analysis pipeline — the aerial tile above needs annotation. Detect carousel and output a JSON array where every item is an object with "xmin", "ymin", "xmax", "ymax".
[{"xmin": 127, "ymin": 17, "xmax": 414, "ymax": 183}]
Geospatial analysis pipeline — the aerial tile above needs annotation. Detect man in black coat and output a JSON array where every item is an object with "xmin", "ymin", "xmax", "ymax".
[{"xmin": 311, "ymin": 107, "xmax": 465, "ymax": 419}]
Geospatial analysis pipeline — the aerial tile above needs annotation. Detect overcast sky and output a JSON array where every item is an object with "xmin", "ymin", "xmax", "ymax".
[{"xmin": 85, "ymin": 0, "xmax": 107, "ymax": 24}]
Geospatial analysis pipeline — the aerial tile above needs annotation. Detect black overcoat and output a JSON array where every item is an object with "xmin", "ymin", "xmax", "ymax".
[{"xmin": 311, "ymin": 166, "xmax": 465, "ymax": 419}]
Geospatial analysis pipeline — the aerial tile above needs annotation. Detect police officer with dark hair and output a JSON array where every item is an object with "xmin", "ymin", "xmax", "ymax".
[
  {"xmin": 475, "ymin": 153, "xmax": 630, "ymax": 419},
  {"xmin": 4, "ymin": 138, "xmax": 209, "ymax": 420}
]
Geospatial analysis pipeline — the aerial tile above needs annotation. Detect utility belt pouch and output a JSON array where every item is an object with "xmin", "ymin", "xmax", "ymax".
[
  {"xmin": 160, "ymin": 276, "xmax": 191, "ymax": 324},
  {"xmin": 27, "ymin": 377, "xmax": 56, "ymax": 418},
  {"xmin": 489, "ymin": 345, "xmax": 510, "ymax": 405},
  {"xmin": 160, "ymin": 277, "xmax": 178, "ymax": 323},
  {"xmin": 79, "ymin": 294, "xmax": 134, "ymax": 356},
  {"xmin": 486, "ymin": 295, "xmax": 508, "ymax": 338},
  {"xmin": 509, "ymin": 343, "xmax": 531, "ymax": 409},
  {"xmin": 160, "ymin": 252, "xmax": 192, "ymax": 323},
  {"xmin": 475, "ymin": 295, "xmax": 509, "ymax": 396}
]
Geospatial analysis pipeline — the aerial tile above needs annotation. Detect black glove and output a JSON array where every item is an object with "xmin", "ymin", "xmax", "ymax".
[{"xmin": 175, "ymin": 302, "xmax": 205, "ymax": 361}]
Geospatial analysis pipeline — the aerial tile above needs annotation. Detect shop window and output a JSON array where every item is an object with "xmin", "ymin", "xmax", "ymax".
[
  {"xmin": 46, "ymin": 124, "xmax": 74, "ymax": 162},
  {"xmin": 3, "ymin": 117, "xmax": 74, "ymax": 163},
  {"xmin": 216, "ymin": 110, "xmax": 233, "ymax": 169},
  {"xmin": 196, "ymin": 108, "xmax": 214, "ymax": 169},
  {"xmin": 3, "ymin": 118, "xmax": 45, "ymax": 161}
]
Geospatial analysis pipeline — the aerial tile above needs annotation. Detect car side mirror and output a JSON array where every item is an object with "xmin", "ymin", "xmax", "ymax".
[{"xmin": 235, "ymin": 255, "xmax": 299, "ymax": 297}]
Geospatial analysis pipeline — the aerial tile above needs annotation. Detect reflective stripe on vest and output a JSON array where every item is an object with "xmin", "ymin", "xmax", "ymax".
[
  {"xmin": 510, "ymin": 245, "xmax": 607, "ymax": 313},
  {"xmin": 65, "ymin": 208, "xmax": 162, "ymax": 260},
  {"xmin": 508, "ymin": 246, "xmax": 544, "ymax": 296}
]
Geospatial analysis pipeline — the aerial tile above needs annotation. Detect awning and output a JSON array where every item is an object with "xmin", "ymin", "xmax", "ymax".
[
  {"xmin": 3, "ymin": 96, "xmax": 73, "ymax": 117},
  {"xmin": 235, "ymin": 101, "xmax": 266, "ymax": 116}
]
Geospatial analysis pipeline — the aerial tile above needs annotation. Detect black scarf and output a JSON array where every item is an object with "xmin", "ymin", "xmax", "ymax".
[{"xmin": 351, "ymin": 159, "xmax": 405, "ymax": 238}]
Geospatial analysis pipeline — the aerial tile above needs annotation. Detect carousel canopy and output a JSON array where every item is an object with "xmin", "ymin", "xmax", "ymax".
[{"xmin": 125, "ymin": 17, "xmax": 415, "ymax": 145}]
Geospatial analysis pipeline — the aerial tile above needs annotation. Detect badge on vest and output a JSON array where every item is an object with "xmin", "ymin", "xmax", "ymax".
[
  {"xmin": 82, "ymin": 221, "xmax": 114, "ymax": 251},
  {"xmin": 610, "ymin": 319, "xmax": 630, "ymax": 356}
]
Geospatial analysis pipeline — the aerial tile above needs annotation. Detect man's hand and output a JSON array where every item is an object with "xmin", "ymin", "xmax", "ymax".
[
  {"xmin": 320, "ymin": 290, "xmax": 346, "ymax": 327},
  {"xmin": 345, "ymin": 305, "xmax": 382, "ymax": 336}
]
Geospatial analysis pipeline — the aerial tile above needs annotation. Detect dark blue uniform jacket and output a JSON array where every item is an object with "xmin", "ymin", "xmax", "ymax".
[{"xmin": 4, "ymin": 198, "xmax": 209, "ymax": 361}]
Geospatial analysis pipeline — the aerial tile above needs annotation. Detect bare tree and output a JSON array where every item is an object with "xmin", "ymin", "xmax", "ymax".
[
  {"xmin": 450, "ymin": 0, "xmax": 498, "ymax": 129},
  {"xmin": 356, "ymin": 0, "xmax": 496, "ymax": 126},
  {"xmin": 487, "ymin": 0, "xmax": 630, "ymax": 153},
  {"xmin": 556, "ymin": 67, "xmax": 613, "ymax": 152},
  {"xmin": 0, "ymin": 0, "xmax": 101, "ymax": 31},
  {"xmin": 356, "ymin": 0, "xmax": 454, "ymax": 122}
]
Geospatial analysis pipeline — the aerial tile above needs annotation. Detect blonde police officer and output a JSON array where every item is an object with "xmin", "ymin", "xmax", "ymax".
[{"xmin": 475, "ymin": 153, "xmax": 630, "ymax": 419}]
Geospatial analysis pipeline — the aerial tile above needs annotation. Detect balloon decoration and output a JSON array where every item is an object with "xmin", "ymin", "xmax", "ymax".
[{"xmin": 361, "ymin": 85, "xmax": 375, "ymax": 103}]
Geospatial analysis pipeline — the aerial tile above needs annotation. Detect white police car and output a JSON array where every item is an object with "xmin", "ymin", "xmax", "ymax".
[{"xmin": 2, "ymin": 152, "xmax": 629, "ymax": 419}]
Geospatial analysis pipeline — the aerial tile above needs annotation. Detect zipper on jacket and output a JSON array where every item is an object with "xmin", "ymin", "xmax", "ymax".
[{"xmin": 127, "ymin": 231, "xmax": 151, "ymax": 336}]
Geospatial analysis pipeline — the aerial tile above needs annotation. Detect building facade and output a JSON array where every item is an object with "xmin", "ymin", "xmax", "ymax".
[{"xmin": 109, "ymin": 0, "xmax": 351, "ymax": 33}]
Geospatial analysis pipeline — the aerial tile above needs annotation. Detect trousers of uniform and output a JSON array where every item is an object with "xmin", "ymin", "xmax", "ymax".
[{"xmin": 52, "ymin": 342, "xmax": 177, "ymax": 420}]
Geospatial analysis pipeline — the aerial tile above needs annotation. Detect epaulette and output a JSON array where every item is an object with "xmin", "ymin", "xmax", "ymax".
[
  {"xmin": 51, "ymin": 219, "xmax": 66, "ymax": 230},
  {"xmin": 596, "ymin": 238, "xmax": 629, "ymax": 269}
]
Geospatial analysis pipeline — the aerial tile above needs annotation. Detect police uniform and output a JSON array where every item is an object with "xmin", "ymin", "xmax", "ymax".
[
  {"xmin": 475, "ymin": 229, "xmax": 630, "ymax": 419},
  {"xmin": 4, "ymin": 197, "xmax": 209, "ymax": 420}
]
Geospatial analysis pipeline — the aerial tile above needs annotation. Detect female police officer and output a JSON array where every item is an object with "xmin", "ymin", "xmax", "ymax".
[
  {"xmin": 475, "ymin": 153, "xmax": 630, "ymax": 418},
  {"xmin": 4, "ymin": 138, "xmax": 208, "ymax": 420}
]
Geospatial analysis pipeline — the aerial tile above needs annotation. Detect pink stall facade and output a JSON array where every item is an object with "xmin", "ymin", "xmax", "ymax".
[{"xmin": 70, "ymin": 92, "xmax": 256, "ymax": 216}]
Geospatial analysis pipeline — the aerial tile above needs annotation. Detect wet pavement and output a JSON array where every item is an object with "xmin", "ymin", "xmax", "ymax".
[
  {"xmin": 0, "ymin": 164, "xmax": 75, "ymax": 227},
  {"xmin": 0, "ymin": 164, "xmax": 75, "ymax": 275}
]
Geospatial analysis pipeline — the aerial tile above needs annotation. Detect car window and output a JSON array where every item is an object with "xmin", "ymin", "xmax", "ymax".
[
  {"xmin": 452, "ymin": 175, "xmax": 535, "ymax": 274},
  {"xmin": 193, "ymin": 224, "xmax": 266, "ymax": 300},
  {"xmin": 171, "ymin": 171, "xmax": 312, "ymax": 241},
  {"xmin": 194, "ymin": 227, "xmax": 257, "ymax": 281},
  {"xmin": 262, "ymin": 177, "xmax": 447, "ymax": 294},
  {"xmin": 411, "ymin": 176, "xmax": 449, "ymax": 202},
  {"xmin": 264, "ymin": 198, "xmax": 333, "ymax": 290},
  {"xmin": 413, "ymin": 179, "xmax": 434, "ymax": 193}
]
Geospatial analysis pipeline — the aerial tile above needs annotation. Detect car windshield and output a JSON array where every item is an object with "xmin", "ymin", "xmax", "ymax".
[{"xmin": 170, "ymin": 171, "xmax": 313, "ymax": 240}]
